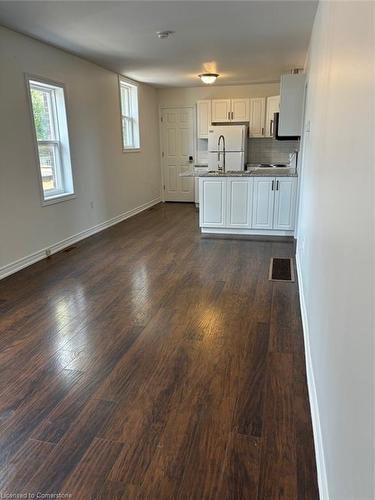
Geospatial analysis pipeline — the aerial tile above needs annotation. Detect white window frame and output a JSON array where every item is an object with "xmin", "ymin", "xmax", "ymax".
[
  {"xmin": 26, "ymin": 74, "xmax": 75, "ymax": 206},
  {"xmin": 119, "ymin": 76, "xmax": 140, "ymax": 152}
]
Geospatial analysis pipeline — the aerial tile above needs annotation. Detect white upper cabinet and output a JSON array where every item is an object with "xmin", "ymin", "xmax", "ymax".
[
  {"xmin": 198, "ymin": 94, "xmax": 281, "ymax": 136},
  {"xmin": 231, "ymin": 98, "xmax": 250, "ymax": 122},
  {"xmin": 211, "ymin": 99, "xmax": 232, "ymax": 122},
  {"xmin": 249, "ymin": 98, "xmax": 266, "ymax": 137},
  {"xmin": 197, "ymin": 100, "xmax": 212, "ymax": 139},
  {"xmin": 211, "ymin": 98, "xmax": 249, "ymax": 122},
  {"xmin": 279, "ymin": 74, "xmax": 306, "ymax": 136},
  {"xmin": 265, "ymin": 95, "xmax": 280, "ymax": 137},
  {"xmin": 250, "ymin": 96, "xmax": 281, "ymax": 138},
  {"xmin": 273, "ymin": 177, "xmax": 297, "ymax": 230}
]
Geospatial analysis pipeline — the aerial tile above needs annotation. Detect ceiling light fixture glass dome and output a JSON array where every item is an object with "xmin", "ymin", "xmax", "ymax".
[{"xmin": 199, "ymin": 73, "xmax": 219, "ymax": 84}]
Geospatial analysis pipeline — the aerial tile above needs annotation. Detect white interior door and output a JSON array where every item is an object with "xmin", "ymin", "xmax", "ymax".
[{"xmin": 162, "ymin": 108, "xmax": 194, "ymax": 202}]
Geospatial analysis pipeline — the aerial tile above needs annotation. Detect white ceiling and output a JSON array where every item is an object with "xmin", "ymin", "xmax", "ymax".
[{"xmin": 0, "ymin": 1, "xmax": 318, "ymax": 87}]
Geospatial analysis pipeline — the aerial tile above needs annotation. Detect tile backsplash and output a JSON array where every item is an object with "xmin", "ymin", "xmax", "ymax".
[{"xmin": 248, "ymin": 138, "xmax": 299, "ymax": 164}]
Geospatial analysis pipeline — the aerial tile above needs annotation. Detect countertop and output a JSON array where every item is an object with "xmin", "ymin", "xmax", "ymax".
[{"xmin": 181, "ymin": 167, "xmax": 297, "ymax": 178}]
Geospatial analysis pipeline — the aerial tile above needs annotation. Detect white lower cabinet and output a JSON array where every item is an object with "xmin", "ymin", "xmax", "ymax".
[
  {"xmin": 199, "ymin": 179, "xmax": 226, "ymax": 227},
  {"xmin": 226, "ymin": 179, "xmax": 253, "ymax": 228},
  {"xmin": 252, "ymin": 178, "xmax": 274, "ymax": 229},
  {"xmin": 273, "ymin": 177, "xmax": 297, "ymax": 230},
  {"xmin": 200, "ymin": 176, "xmax": 297, "ymax": 234},
  {"xmin": 252, "ymin": 176, "xmax": 297, "ymax": 231}
]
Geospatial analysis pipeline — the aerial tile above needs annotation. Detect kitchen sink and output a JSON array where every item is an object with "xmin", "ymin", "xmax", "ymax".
[
  {"xmin": 249, "ymin": 166, "xmax": 294, "ymax": 175},
  {"xmin": 205, "ymin": 170, "xmax": 249, "ymax": 176},
  {"xmin": 253, "ymin": 163, "xmax": 288, "ymax": 169}
]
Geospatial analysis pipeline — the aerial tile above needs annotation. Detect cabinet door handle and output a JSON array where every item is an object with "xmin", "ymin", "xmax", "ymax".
[
  {"xmin": 270, "ymin": 119, "xmax": 273, "ymax": 136},
  {"xmin": 271, "ymin": 180, "xmax": 274, "ymax": 191},
  {"xmin": 231, "ymin": 111, "xmax": 234, "ymax": 120},
  {"xmin": 276, "ymin": 180, "xmax": 279, "ymax": 190},
  {"xmin": 228, "ymin": 111, "xmax": 230, "ymax": 120},
  {"xmin": 261, "ymin": 127, "xmax": 264, "ymax": 136}
]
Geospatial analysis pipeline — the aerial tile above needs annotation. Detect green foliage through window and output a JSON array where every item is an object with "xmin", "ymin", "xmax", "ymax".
[{"xmin": 31, "ymin": 89, "xmax": 51, "ymax": 141}]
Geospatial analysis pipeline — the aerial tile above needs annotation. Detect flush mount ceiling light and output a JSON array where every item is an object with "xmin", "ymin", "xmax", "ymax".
[
  {"xmin": 199, "ymin": 73, "xmax": 219, "ymax": 84},
  {"xmin": 156, "ymin": 30, "xmax": 174, "ymax": 39}
]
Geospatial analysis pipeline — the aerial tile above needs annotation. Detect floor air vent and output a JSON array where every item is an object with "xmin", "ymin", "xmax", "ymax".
[{"xmin": 269, "ymin": 258, "xmax": 295, "ymax": 282}]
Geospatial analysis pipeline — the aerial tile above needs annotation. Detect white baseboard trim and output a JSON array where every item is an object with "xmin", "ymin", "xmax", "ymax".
[
  {"xmin": 201, "ymin": 227, "xmax": 294, "ymax": 236},
  {"xmin": 0, "ymin": 197, "xmax": 161, "ymax": 281},
  {"xmin": 296, "ymin": 250, "xmax": 329, "ymax": 500}
]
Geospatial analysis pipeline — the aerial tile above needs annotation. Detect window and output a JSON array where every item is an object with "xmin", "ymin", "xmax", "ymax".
[
  {"xmin": 119, "ymin": 78, "xmax": 140, "ymax": 151},
  {"xmin": 27, "ymin": 77, "xmax": 74, "ymax": 204}
]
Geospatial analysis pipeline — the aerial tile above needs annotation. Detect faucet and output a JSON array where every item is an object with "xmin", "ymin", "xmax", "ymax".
[{"xmin": 217, "ymin": 135, "xmax": 226, "ymax": 173}]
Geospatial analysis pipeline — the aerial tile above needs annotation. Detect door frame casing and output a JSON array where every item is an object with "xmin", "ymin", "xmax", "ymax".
[{"xmin": 159, "ymin": 105, "xmax": 196, "ymax": 202}]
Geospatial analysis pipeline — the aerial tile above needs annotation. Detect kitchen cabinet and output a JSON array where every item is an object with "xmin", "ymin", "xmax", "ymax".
[
  {"xmin": 211, "ymin": 98, "xmax": 249, "ymax": 122},
  {"xmin": 265, "ymin": 95, "xmax": 280, "ymax": 137},
  {"xmin": 211, "ymin": 99, "xmax": 231, "ymax": 122},
  {"xmin": 249, "ymin": 98, "xmax": 265, "ymax": 137},
  {"xmin": 249, "ymin": 96, "xmax": 280, "ymax": 138},
  {"xmin": 231, "ymin": 98, "xmax": 250, "ymax": 122},
  {"xmin": 199, "ymin": 176, "xmax": 297, "ymax": 234},
  {"xmin": 198, "ymin": 95, "xmax": 278, "ymax": 133},
  {"xmin": 226, "ymin": 178, "xmax": 253, "ymax": 228},
  {"xmin": 252, "ymin": 176, "xmax": 297, "ymax": 230},
  {"xmin": 279, "ymin": 74, "xmax": 306, "ymax": 136},
  {"xmin": 252, "ymin": 177, "xmax": 274, "ymax": 229},
  {"xmin": 273, "ymin": 177, "xmax": 297, "ymax": 230},
  {"xmin": 199, "ymin": 178, "xmax": 226, "ymax": 227},
  {"xmin": 196, "ymin": 100, "xmax": 211, "ymax": 139}
]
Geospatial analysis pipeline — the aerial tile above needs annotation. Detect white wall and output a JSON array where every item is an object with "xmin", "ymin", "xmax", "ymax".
[
  {"xmin": 0, "ymin": 27, "xmax": 161, "ymax": 274},
  {"xmin": 296, "ymin": 2, "xmax": 374, "ymax": 499},
  {"xmin": 157, "ymin": 81, "xmax": 280, "ymax": 107}
]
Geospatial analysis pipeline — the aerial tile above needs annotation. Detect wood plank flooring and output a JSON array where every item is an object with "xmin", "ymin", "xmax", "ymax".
[{"xmin": 0, "ymin": 202, "xmax": 319, "ymax": 499}]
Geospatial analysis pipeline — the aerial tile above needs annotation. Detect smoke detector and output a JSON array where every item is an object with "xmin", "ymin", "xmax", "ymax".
[{"xmin": 156, "ymin": 30, "xmax": 174, "ymax": 39}]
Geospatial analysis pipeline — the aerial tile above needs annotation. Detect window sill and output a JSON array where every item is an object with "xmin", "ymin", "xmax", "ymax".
[
  {"xmin": 122, "ymin": 148, "xmax": 141, "ymax": 153},
  {"xmin": 42, "ymin": 193, "xmax": 76, "ymax": 206}
]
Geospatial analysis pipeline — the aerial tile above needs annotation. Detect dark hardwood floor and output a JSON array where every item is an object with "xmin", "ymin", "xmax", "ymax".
[{"xmin": 0, "ymin": 202, "xmax": 319, "ymax": 499}]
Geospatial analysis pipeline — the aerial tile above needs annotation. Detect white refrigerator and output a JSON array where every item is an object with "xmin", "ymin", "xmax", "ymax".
[{"xmin": 208, "ymin": 125, "xmax": 248, "ymax": 171}]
